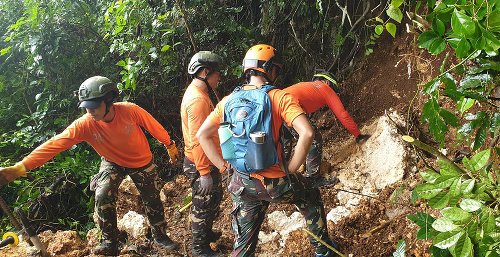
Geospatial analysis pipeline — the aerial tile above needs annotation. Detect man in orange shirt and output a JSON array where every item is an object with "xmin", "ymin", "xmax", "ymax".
[
  {"xmin": 284, "ymin": 72, "xmax": 370, "ymax": 182},
  {"xmin": 0, "ymin": 76, "xmax": 180, "ymax": 256},
  {"xmin": 197, "ymin": 44, "xmax": 335, "ymax": 257},
  {"xmin": 181, "ymin": 51, "xmax": 224, "ymax": 257}
]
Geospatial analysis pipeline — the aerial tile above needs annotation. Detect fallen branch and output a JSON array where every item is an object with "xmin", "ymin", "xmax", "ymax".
[
  {"xmin": 302, "ymin": 228, "xmax": 346, "ymax": 257},
  {"xmin": 401, "ymin": 135, "xmax": 473, "ymax": 180},
  {"xmin": 360, "ymin": 220, "xmax": 390, "ymax": 238}
]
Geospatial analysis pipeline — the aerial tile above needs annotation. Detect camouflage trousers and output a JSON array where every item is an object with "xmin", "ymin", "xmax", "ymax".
[
  {"xmin": 282, "ymin": 124, "xmax": 323, "ymax": 177},
  {"xmin": 229, "ymin": 172, "xmax": 329, "ymax": 257},
  {"xmin": 183, "ymin": 157, "xmax": 223, "ymax": 249},
  {"xmin": 91, "ymin": 157, "xmax": 167, "ymax": 244}
]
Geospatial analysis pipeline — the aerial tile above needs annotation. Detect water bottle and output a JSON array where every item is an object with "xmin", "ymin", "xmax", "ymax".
[
  {"xmin": 218, "ymin": 122, "xmax": 236, "ymax": 159},
  {"xmin": 246, "ymin": 131, "xmax": 267, "ymax": 170}
]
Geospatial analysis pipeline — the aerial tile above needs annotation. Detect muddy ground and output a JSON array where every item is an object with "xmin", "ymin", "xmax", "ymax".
[{"xmin": 0, "ymin": 26, "xmax": 464, "ymax": 257}]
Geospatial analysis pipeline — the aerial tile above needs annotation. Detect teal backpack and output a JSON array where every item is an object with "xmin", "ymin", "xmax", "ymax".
[{"xmin": 221, "ymin": 84, "xmax": 279, "ymax": 173}]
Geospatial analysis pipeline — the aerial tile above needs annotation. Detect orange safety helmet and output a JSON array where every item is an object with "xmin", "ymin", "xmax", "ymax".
[{"xmin": 242, "ymin": 44, "xmax": 282, "ymax": 75}]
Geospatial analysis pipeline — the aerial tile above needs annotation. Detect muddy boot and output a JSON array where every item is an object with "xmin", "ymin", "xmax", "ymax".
[
  {"xmin": 191, "ymin": 245, "xmax": 222, "ymax": 257},
  {"xmin": 207, "ymin": 230, "xmax": 222, "ymax": 242},
  {"xmin": 153, "ymin": 233, "xmax": 178, "ymax": 251},
  {"xmin": 93, "ymin": 241, "xmax": 119, "ymax": 256},
  {"xmin": 314, "ymin": 239, "xmax": 339, "ymax": 257}
]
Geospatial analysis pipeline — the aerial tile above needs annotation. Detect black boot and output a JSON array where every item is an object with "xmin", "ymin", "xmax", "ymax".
[
  {"xmin": 93, "ymin": 241, "xmax": 119, "ymax": 256},
  {"xmin": 153, "ymin": 233, "xmax": 178, "ymax": 251},
  {"xmin": 207, "ymin": 230, "xmax": 222, "ymax": 242},
  {"xmin": 191, "ymin": 246, "xmax": 222, "ymax": 257}
]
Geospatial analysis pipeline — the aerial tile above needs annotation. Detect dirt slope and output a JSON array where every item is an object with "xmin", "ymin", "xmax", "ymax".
[{"xmin": 0, "ymin": 31, "xmax": 450, "ymax": 257}]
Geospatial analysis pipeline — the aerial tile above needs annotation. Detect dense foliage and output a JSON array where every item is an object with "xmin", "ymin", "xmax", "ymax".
[
  {"xmin": 408, "ymin": 0, "xmax": 500, "ymax": 256},
  {"xmin": 0, "ymin": 0, "xmax": 389, "ymax": 237}
]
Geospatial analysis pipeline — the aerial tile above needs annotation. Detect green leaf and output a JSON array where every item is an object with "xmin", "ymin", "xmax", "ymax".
[
  {"xmin": 429, "ymin": 191, "xmax": 450, "ymax": 209},
  {"xmin": 451, "ymin": 9, "xmax": 476, "ymax": 37},
  {"xmin": 438, "ymin": 160, "xmax": 462, "ymax": 176},
  {"xmin": 441, "ymin": 207, "xmax": 471, "ymax": 221},
  {"xmin": 375, "ymin": 25, "xmax": 384, "ymax": 35},
  {"xmin": 391, "ymin": 0, "xmax": 404, "ymax": 8},
  {"xmin": 434, "ymin": 230, "xmax": 463, "ymax": 249},
  {"xmin": 460, "ymin": 179, "xmax": 476, "ymax": 194},
  {"xmin": 469, "ymin": 149, "xmax": 490, "ymax": 171},
  {"xmin": 418, "ymin": 31, "xmax": 440, "ymax": 49},
  {"xmin": 433, "ymin": 217, "xmax": 459, "ymax": 232},
  {"xmin": 459, "ymin": 198, "xmax": 482, "ymax": 212},
  {"xmin": 489, "ymin": 10, "xmax": 500, "ymax": 32},
  {"xmin": 375, "ymin": 17, "xmax": 384, "ymax": 23},
  {"xmin": 420, "ymin": 169, "xmax": 441, "ymax": 183},
  {"xmin": 415, "ymin": 183, "xmax": 443, "ymax": 199},
  {"xmin": 451, "ymin": 233, "xmax": 472, "ymax": 257},
  {"xmin": 457, "ymin": 98, "xmax": 474, "ymax": 116},
  {"xmin": 455, "ymin": 38, "xmax": 471, "ymax": 58},
  {"xmin": 424, "ymin": 78, "xmax": 440, "ymax": 95},
  {"xmin": 434, "ymin": 176, "xmax": 458, "ymax": 189},
  {"xmin": 116, "ymin": 60, "xmax": 126, "ymax": 67},
  {"xmin": 473, "ymin": 126, "xmax": 486, "ymax": 152},
  {"xmin": 387, "ymin": 5, "xmax": 403, "ymax": 23},
  {"xmin": 449, "ymin": 178, "xmax": 462, "ymax": 197},
  {"xmin": 408, "ymin": 212, "xmax": 436, "ymax": 240},
  {"xmin": 160, "ymin": 44, "xmax": 171, "ymax": 52},
  {"xmin": 0, "ymin": 46, "xmax": 12, "ymax": 56},
  {"xmin": 433, "ymin": 18, "xmax": 446, "ymax": 36},
  {"xmin": 386, "ymin": 22, "xmax": 397, "ymax": 37},
  {"xmin": 429, "ymin": 37, "xmax": 447, "ymax": 55},
  {"xmin": 439, "ymin": 108, "xmax": 459, "ymax": 127},
  {"xmin": 393, "ymin": 239, "xmax": 406, "ymax": 257},
  {"xmin": 459, "ymin": 74, "xmax": 493, "ymax": 90}
]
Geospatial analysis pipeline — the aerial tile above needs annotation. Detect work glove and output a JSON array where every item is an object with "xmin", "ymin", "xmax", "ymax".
[
  {"xmin": 219, "ymin": 162, "xmax": 234, "ymax": 175},
  {"xmin": 166, "ymin": 141, "xmax": 180, "ymax": 164},
  {"xmin": 356, "ymin": 134, "xmax": 371, "ymax": 143},
  {"xmin": 199, "ymin": 174, "xmax": 213, "ymax": 196},
  {"xmin": 0, "ymin": 162, "xmax": 27, "ymax": 186}
]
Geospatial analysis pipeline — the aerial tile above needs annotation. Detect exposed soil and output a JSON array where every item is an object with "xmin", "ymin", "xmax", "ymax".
[{"xmin": 0, "ymin": 27, "xmax": 464, "ymax": 257}]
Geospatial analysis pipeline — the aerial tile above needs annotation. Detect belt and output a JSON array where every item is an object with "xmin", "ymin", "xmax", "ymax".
[{"xmin": 235, "ymin": 171, "xmax": 267, "ymax": 189}]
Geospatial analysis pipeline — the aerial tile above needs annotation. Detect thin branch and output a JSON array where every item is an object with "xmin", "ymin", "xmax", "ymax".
[{"xmin": 174, "ymin": 0, "xmax": 198, "ymax": 52}]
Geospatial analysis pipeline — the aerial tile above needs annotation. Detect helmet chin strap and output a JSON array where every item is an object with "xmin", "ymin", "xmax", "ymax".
[
  {"xmin": 196, "ymin": 70, "xmax": 220, "ymax": 106},
  {"xmin": 103, "ymin": 101, "xmax": 114, "ymax": 121}
]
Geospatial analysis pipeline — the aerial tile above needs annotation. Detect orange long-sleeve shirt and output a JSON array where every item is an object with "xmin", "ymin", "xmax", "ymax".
[
  {"xmin": 208, "ymin": 88, "xmax": 304, "ymax": 178},
  {"xmin": 181, "ymin": 82, "xmax": 221, "ymax": 175},
  {"xmin": 22, "ymin": 102, "xmax": 172, "ymax": 170},
  {"xmin": 284, "ymin": 81, "xmax": 360, "ymax": 138}
]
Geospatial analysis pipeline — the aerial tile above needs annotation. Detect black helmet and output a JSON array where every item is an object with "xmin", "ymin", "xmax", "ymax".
[
  {"xmin": 312, "ymin": 72, "xmax": 341, "ymax": 93},
  {"xmin": 188, "ymin": 51, "xmax": 224, "ymax": 75}
]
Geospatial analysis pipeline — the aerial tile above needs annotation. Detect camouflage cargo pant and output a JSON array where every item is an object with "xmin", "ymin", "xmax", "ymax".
[
  {"xmin": 183, "ymin": 157, "xmax": 223, "ymax": 249},
  {"xmin": 91, "ymin": 157, "xmax": 167, "ymax": 244},
  {"xmin": 282, "ymin": 124, "xmax": 323, "ymax": 177},
  {"xmin": 229, "ymin": 172, "xmax": 329, "ymax": 257}
]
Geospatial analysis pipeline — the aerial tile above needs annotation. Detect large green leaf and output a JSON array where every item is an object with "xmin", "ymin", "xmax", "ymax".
[
  {"xmin": 459, "ymin": 74, "xmax": 493, "ymax": 89},
  {"xmin": 433, "ymin": 217, "xmax": 459, "ymax": 232},
  {"xmin": 418, "ymin": 31, "xmax": 441, "ymax": 49},
  {"xmin": 433, "ymin": 18, "xmax": 446, "ymax": 36},
  {"xmin": 408, "ymin": 212, "xmax": 436, "ymax": 240},
  {"xmin": 439, "ymin": 108, "xmax": 460, "ymax": 127},
  {"xmin": 455, "ymin": 38, "xmax": 471, "ymax": 58},
  {"xmin": 429, "ymin": 191, "xmax": 450, "ymax": 209},
  {"xmin": 451, "ymin": 9, "xmax": 476, "ymax": 37},
  {"xmin": 420, "ymin": 169, "xmax": 441, "ymax": 183},
  {"xmin": 434, "ymin": 230, "xmax": 463, "ymax": 249},
  {"xmin": 441, "ymin": 207, "xmax": 472, "ymax": 221},
  {"xmin": 459, "ymin": 198, "xmax": 482, "ymax": 212},
  {"xmin": 469, "ymin": 148, "xmax": 490, "ymax": 171},
  {"xmin": 457, "ymin": 97, "xmax": 475, "ymax": 116},
  {"xmin": 473, "ymin": 126, "xmax": 486, "ymax": 151},
  {"xmin": 386, "ymin": 22, "xmax": 397, "ymax": 37},
  {"xmin": 416, "ymin": 183, "xmax": 443, "ymax": 199},
  {"xmin": 387, "ymin": 5, "xmax": 403, "ymax": 23},
  {"xmin": 460, "ymin": 179, "xmax": 475, "ymax": 194},
  {"xmin": 451, "ymin": 233, "xmax": 472, "ymax": 257}
]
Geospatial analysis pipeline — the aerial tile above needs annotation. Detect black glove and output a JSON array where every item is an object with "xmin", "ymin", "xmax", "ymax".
[{"xmin": 356, "ymin": 134, "xmax": 371, "ymax": 143}]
